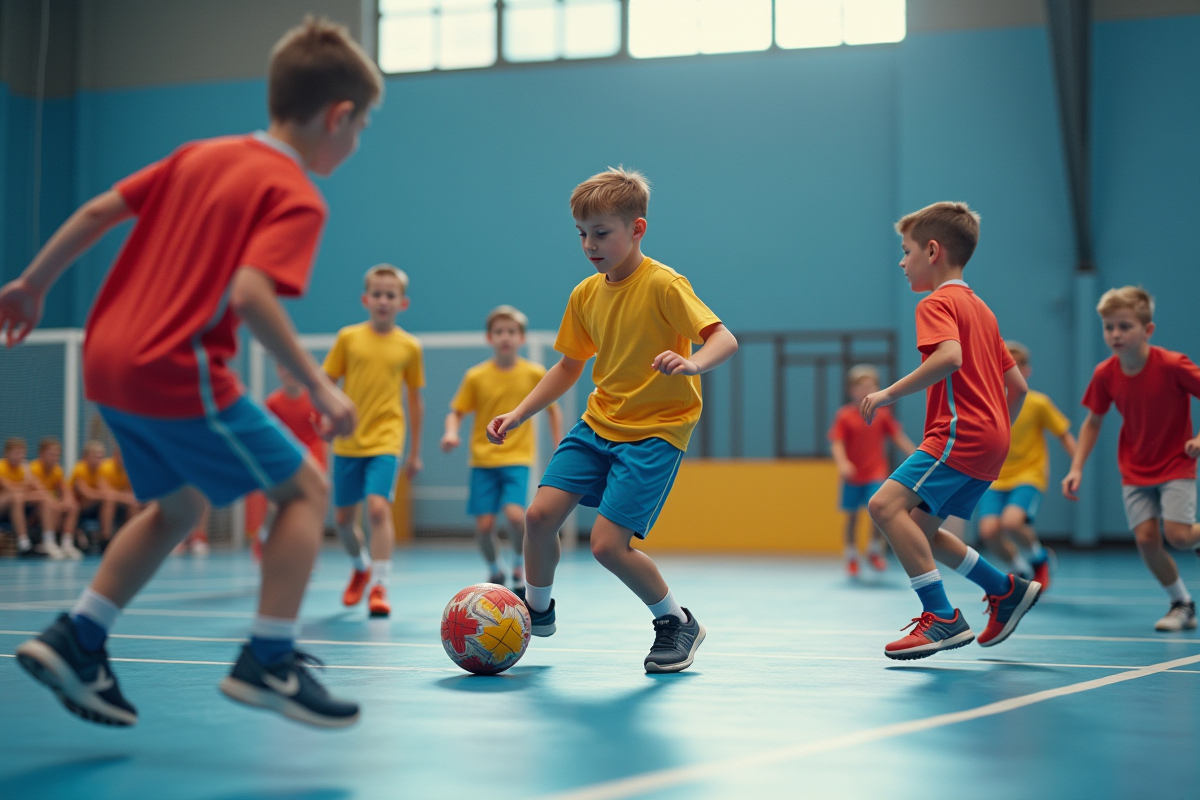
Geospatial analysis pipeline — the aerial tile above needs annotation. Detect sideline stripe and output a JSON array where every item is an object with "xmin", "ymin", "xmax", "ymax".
[
  {"xmin": 0, "ymin": 653, "xmax": 451, "ymax": 673},
  {"xmin": 528, "ymin": 652, "xmax": 1200, "ymax": 800}
]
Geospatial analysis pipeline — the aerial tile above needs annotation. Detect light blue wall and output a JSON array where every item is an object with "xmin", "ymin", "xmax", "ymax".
[{"xmin": 6, "ymin": 16, "xmax": 1199, "ymax": 536}]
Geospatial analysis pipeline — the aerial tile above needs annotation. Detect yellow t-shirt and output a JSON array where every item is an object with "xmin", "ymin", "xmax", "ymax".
[
  {"xmin": 452, "ymin": 358, "xmax": 549, "ymax": 468},
  {"xmin": 30, "ymin": 461, "xmax": 64, "ymax": 494},
  {"xmin": 555, "ymin": 257, "xmax": 721, "ymax": 451},
  {"xmin": 70, "ymin": 461, "xmax": 101, "ymax": 491},
  {"xmin": 992, "ymin": 390, "xmax": 1071, "ymax": 492},
  {"xmin": 0, "ymin": 460, "xmax": 28, "ymax": 486},
  {"xmin": 99, "ymin": 459, "xmax": 131, "ymax": 492},
  {"xmin": 324, "ymin": 322, "xmax": 425, "ymax": 457}
]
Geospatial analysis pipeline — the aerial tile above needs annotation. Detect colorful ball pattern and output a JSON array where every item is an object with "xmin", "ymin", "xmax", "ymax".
[{"xmin": 440, "ymin": 583, "xmax": 531, "ymax": 675}]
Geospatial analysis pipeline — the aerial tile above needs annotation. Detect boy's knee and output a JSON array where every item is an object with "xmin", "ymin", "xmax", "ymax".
[
  {"xmin": 999, "ymin": 508, "xmax": 1026, "ymax": 532},
  {"xmin": 1133, "ymin": 521, "xmax": 1162, "ymax": 549},
  {"xmin": 1162, "ymin": 522, "xmax": 1195, "ymax": 550},
  {"xmin": 366, "ymin": 495, "xmax": 391, "ymax": 523},
  {"xmin": 525, "ymin": 503, "xmax": 554, "ymax": 535},
  {"xmin": 503, "ymin": 506, "xmax": 525, "ymax": 529},
  {"xmin": 867, "ymin": 491, "xmax": 897, "ymax": 524},
  {"xmin": 590, "ymin": 534, "xmax": 624, "ymax": 568},
  {"xmin": 475, "ymin": 514, "xmax": 496, "ymax": 536},
  {"xmin": 977, "ymin": 519, "xmax": 999, "ymax": 543}
]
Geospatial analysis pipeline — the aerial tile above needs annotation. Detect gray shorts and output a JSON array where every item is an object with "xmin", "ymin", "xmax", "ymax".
[{"xmin": 1122, "ymin": 480, "xmax": 1197, "ymax": 529}]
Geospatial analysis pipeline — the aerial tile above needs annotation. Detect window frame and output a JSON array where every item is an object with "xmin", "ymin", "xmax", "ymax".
[{"xmin": 375, "ymin": 0, "xmax": 905, "ymax": 77}]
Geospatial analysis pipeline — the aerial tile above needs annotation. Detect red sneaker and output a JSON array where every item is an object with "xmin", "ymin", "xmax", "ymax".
[
  {"xmin": 846, "ymin": 558, "xmax": 860, "ymax": 578},
  {"xmin": 342, "ymin": 568, "xmax": 371, "ymax": 606},
  {"xmin": 977, "ymin": 575, "xmax": 1041, "ymax": 647},
  {"xmin": 868, "ymin": 552, "xmax": 887, "ymax": 572},
  {"xmin": 884, "ymin": 610, "xmax": 974, "ymax": 660},
  {"xmin": 368, "ymin": 584, "xmax": 391, "ymax": 618},
  {"xmin": 1032, "ymin": 560, "xmax": 1050, "ymax": 592}
]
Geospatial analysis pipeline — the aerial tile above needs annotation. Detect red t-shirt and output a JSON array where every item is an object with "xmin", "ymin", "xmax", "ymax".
[
  {"xmin": 914, "ymin": 282, "xmax": 1016, "ymax": 482},
  {"xmin": 265, "ymin": 388, "xmax": 327, "ymax": 468},
  {"xmin": 828, "ymin": 404, "xmax": 900, "ymax": 484},
  {"xmin": 1082, "ymin": 347, "xmax": 1200, "ymax": 485},
  {"xmin": 83, "ymin": 135, "xmax": 327, "ymax": 418}
]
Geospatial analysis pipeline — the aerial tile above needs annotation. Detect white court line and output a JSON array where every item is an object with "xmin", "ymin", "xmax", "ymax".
[
  {"xmin": 0, "ymin": 653, "xmax": 452, "ymax": 673},
  {"xmin": 528, "ymin": 652, "xmax": 1200, "ymax": 800}
]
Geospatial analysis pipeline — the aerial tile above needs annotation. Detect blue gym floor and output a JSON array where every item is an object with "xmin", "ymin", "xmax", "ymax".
[{"xmin": 1, "ymin": 544, "xmax": 1198, "ymax": 800}]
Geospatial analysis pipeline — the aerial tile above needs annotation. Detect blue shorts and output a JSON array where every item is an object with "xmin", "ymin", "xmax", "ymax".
[
  {"xmin": 978, "ymin": 485, "xmax": 1043, "ymax": 522},
  {"xmin": 333, "ymin": 454, "xmax": 399, "ymax": 508},
  {"xmin": 840, "ymin": 480, "xmax": 884, "ymax": 512},
  {"xmin": 467, "ymin": 466, "xmax": 530, "ymax": 516},
  {"xmin": 539, "ymin": 421, "xmax": 685, "ymax": 539},
  {"xmin": 888, "ymin": 450, "xmax": 991, "ymax": 520},
  {"xmin": 99, "ymin": 397, "xmax": 305, "ymax": 507}
]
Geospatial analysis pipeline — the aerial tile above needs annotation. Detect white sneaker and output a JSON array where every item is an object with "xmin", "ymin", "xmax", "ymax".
[
  {"xmin": 60, "ymin": 539, "xmax": 83, "ymax": 560},
  {"xmin": 42, "ymin": 540, "xmax": 65, "ymax": 560},
  {"xmin": 1155, "ymin": 601, "xmax": 1197, "ymax": 632},
  {"xmin": 190, "ymin": 539, "xmax": 210, "ymax": 558}
]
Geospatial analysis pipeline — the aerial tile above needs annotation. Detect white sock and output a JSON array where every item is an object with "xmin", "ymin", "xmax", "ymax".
[
  {"xmin": 844, "ymin": 544, "xmax": 859, "ymax": 560},
  {"xmin": 371, "ymin": 559, "xmax": 391, "ymax": 587},
  {"xmin": 352, "ymin": 551, "xmax": 371, "ymax": 572},
  {"xmin": 71, "ymin": 587, "xmax": 121, "ymax": 631},
  {"xmin": 251, "ymin": 614, "xmax": 298, "ymax": 640},
  {"xmin": 954, "ymin": 547, "xmax": 981, "ymax": 577},
  {"xmin": 525, "ymin": 582, "xmax": 552, "ymax": 613},
  {"xmin": 43, "ymin": 530, "xmax": 58, "ymax": 543},
  {"xmin": 647, "ymin": 590, "xmax": 687, "ymax": 623},
  {"xmin": 17, "ymin": 536, "xmax": 30, "ymax": 549},
  {"xmin": 1165, "ymin": 578, "xmax": 1192, "ymax": 605},
  {"xmin": 910, "ymin": 569, "xmax": 942, "ymax": 590},
  {"xmin": 867, "ymin": 538, "xmax": 884, "ymax": 556}
]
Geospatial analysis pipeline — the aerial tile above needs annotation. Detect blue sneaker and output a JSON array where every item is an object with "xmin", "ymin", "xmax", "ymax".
[
  {"xmin": 525, "ymin": 598, "xmax": 556, "ymax": 637},
  {"xmin": 219, "ymin": 646, "xmax": 360, "ymax": 729},
  {"xmin": 15, "ymin": 613, "xmax": 138, "ymax": 726},
  {"xmin": 884, "ymin": 609, "xmax": 975, "ymax": 660},
  {"xmin": 977, "ymin": 574, "xmax": 1041, "ymax": 647}
]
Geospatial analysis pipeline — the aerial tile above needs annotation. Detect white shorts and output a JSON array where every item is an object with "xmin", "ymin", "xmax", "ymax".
[{"xmin": 1122, "ymin": 480, "xmax": 1197, "ymax": 529}]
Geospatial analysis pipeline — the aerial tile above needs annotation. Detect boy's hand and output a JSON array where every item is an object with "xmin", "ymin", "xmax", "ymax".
[
  {"xmin": 837, "ymin": 462, "xmax": 857, "ymax": 481},
  {"xmin": 651, "ymin": 351, "xmax": 699, "ymax": 376},
  {"xmin": 1186, "ymin": 436, "xmax": 1200, "ymax": 459},
  {"xmin": 860, "ymin": 389, "xmax": 894, "ymax": 424},
  {"xmin": 0, "ymin": 278, "xmax": 45, "ymax": 347},
  {"xmin": 440, "ymin": 431, "xmax": 460, "ymax": 453},
  {"xmin": 312, "ymin": 383, "xmax": 357, "ymax": 440},
  {"xmin": 404, "ymin": 455, "xmax": 423, "ymax": 480},
  {"xmin": 487, "ymin": 412, "xmax": 523, "ymax": 444},
  {"xmin": 1061, "ymin": 469, "xmax": 1082, "ymax": 501}
]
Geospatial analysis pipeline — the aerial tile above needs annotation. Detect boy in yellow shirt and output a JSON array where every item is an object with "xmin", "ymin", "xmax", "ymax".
[
  {"xmin": 31, "ymin": 437, "xmax": 81, "ymax": 559},
  {"xmin": 98, "ymin": 446, "xmax": 145, "ymax": 548},
  {"xmin": 324, "ymin": 264, "xmax": 425, "ymax": 618},
  {"xmin": 977, "ymin": 342, "xmax": 1076, "ymax": 591},
  {"xmin": 441, "ymin": 305, "xmax": 563, "ymax": 588},
  {"xmin": 0, "ymin": 437, "xmax": 56, "ymax": 556},
  {"xmin": 489, "ymin": 168, "xmax": 738, "ymax": 673}
]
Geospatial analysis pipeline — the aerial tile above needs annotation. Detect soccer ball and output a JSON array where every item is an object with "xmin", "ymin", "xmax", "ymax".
[{"xmin": 441, "ymin": 583, "xmax": 531, "ymax": 675}]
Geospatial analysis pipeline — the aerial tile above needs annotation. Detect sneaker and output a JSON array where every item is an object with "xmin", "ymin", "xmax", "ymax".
[
  {"xmin": 190, "ymin": 539, "xmax": 209, "ymax": 558},
  {"xmin": 525, "ymin": 598, "xmax": 556, "ymax": 637},
  {"xmin": 846, "ymin": 558, "xmax": 860, "ymax": 578},
  {"xmin": 644, "ymin": 609, "xmax": 706, "ymax": 673},
  {"xmin": 884, "ymin": 610, "xmax": 974, "ymax": 660},
  {"xmin": 1031, "ymin": 559, "xmax": 1050, "ymax": 592},
  {"xmin": 342, "ymin": 568, "xmax": 371, "ymax": 606},
  {"xmin": 219, "ymin": 645, "xmax": 359, "ymax": 729},
  {"xmin": 486, "ymin": 570, "xmax": 505, "ymax": 586},
  {"xmin": 43, "ymin": 540, "xmax": 65, "ymax": 560},
  {"xmin": 1154, "ymin": 600, "xmax": 1198, "ymax": 632},
  {"xmin": 976, "ymin": 575, "xmax": 1041, "ymax": 647},
  {"xmin": 368, "ymin": 584, "xmax": 391, "ymax": 618},
  {"xmin": 60, "ymin": 539, "xmax": 83, "ymax": 560},
  {"xmin": 868, "ymin": 552, "xmax": 887, "ymax": 572},
  {"xmin": 15, "ymin": 614, "xmax": 138, "ymax": 726}
]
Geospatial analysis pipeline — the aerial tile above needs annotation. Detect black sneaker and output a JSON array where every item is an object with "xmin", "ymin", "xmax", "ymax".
[
  {"xmin": 219, "ymin": 645, "xmax": 360, "ymax": 729},
  {"xmin": 15, "ymin": 613, "xmax": 138, "ymax": 726},
  {"xmin": 644, "ymin": 608, "xmax": 706, "ymax": 673},
  {"xmin": 525, "ymin": 598, "xmax": 556, "ymax": 637}
]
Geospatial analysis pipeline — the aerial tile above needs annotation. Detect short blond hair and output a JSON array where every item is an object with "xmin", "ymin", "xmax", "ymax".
[
  {"xmin": 363, "ymin": 264, "xmax": 409, "ymax": 294},
  {"xmin": 895, "ymin": 201, "xmax": 981, "ymax": 267},
  {"xmin": 570, "ymin": 166, "xmax": 650, "ymax": 223},
  {"xmin": 847, "ymin": 364, "xmax": 880, "ymax": 387},
  {"xmin": 1006, "ymin": 340, "xmax": 1030, "ymax": 367},
  {"xmin": 1096, "ymin": 286, "xmax": 1154, "ymax": 325},
  {"xmin": 4, "ymin": 437, "xmax": 25, "ymax": 455},
  {"xmin": 82, "ymin": 440, "xmax": 106, "ymax": 457},
  {"xmin": 38, "ymin": 437, "xmax": 60, "ymax": 454},
  {"xmin": 486, "ymin": 305, "xmax": 528, "ymax": 334}
]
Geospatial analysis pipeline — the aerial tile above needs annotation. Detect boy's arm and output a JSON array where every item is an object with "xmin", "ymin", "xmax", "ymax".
[
  {"xmin": 1062, "ymin": 411, "xmax": 1104, "ymax": 500},
  {"xmin": 441, "ymin": 410, "xmax": 466, "ymax": 453},
  {"xmin": 829, "ymin": 440, "xmax": 856, "ymax": 481},
  {"xmin": 861, "ymin": 340, "xmax": 962, "ymax": 423},
  {"xmin": 0, "ymin": 191, "xmax": 133, "ymax": 345},
  {"xmin": 651, "ymin": 324, "xmax": 738, "ymax": 376},
  {"xmin": 891, "ymin": 430, "xmax": 918, "ymax": 457},
  {"xmin": 1003, "ymin": 364, "xmax": 1028, "ymax": 423},
  {"xmin": 1058, "ymin": 430, "xmax": 1078, "ymax": 460},
  {"xmin": 404, "ymin": 386, "xmax": 424, "ymax": 479},
  {"xmin": 488, "ymin": 356, "xmax": 585, "ymax": 444},
  {"xmin": 547, "ymin": 403, "xmax": 564, "ymax": 447},
  {"xmin": 229, "ymin": 267, "xmax": 356, "ymax": 439}
]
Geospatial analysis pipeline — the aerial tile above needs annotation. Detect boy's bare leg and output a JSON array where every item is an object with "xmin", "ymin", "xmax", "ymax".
[
  {"xmin": 1162, "ymin": 520, "xmax": 1200, "ymax": 552},
  {"xmin": 868, "ymin": 481, "xmax": 937, "ymax": 576},
  {"xmin": 503, "ymin": 503, "xmax": 525, "ymax": 557},
  {"xmin": 366, "ymin": 494, "xmax": 394, "ymax": 563},
  {"xmin": 3, "ymin": 492, "xmax": 29, "ymax": 540},
  {"xmin": 334, "ymin": 504, "xmax": 366, "ymax": 558},
  {"xmin": 259, "ymin": 461, "xmax": 329, "ymax": 619},
  {"xmin": 524, "ymin": 486, "xmax": 581, "ymax": 589},
  {"xmin": 978, "ymin": 516, "xmax": 1020, "ymax": 563},
  {"xmin": 590, "ymin": 516, "xmax": 669, "ymax": 604},
  {"xmin": 100, "ymin": 498, "xmax": 117, "ymax": 542},
  {"xmin": 90, "ymin": 490, "xmax": 206, "ymax": 607},
  {"xmin": 475, "ymin": 513, "xmax": 498, "ymax": 565},
  {"xmin": 843, "ymin": 510, "xmax": 858, "ymax": 557},
  {"xmin": 61, "ymin": 501, "xmax": 79, "ymax": 546},
  {"xmin": 1134, "ymin": 518, "xmax": 1180, "ymax": 586}
]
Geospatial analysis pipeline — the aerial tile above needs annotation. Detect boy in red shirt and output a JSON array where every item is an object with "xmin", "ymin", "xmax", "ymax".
[
  {"xmin": 862, "ymin": 202, "xmax": 1038, "ymax": 660},
  {"xmin": 267, "ymin": 363, "xmax": 328, "ymax": 470},
  {"xmin": 829, "ymin": 364, "xmax": 915, "ymax": 576},
  {"xmin": 1063, "ymin": 286, "xmax": 1200, "ymax": 632},
  {"xmin": 1, "ymin": 18, "xmax": 380, "ymax": 729}
]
